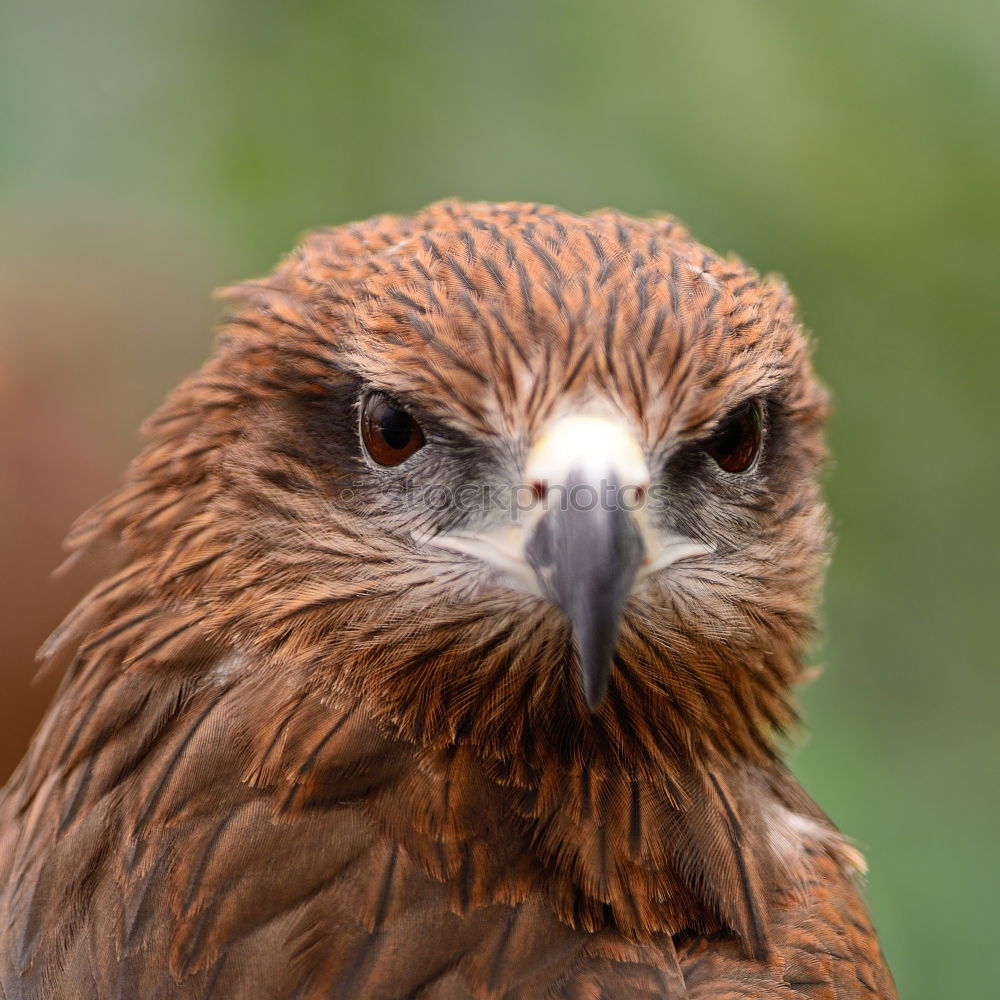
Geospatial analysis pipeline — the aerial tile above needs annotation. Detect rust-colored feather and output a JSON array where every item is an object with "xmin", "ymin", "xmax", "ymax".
[{"xmin": 0, "ymin": 201, "xmax": 894, "ymax": 998}]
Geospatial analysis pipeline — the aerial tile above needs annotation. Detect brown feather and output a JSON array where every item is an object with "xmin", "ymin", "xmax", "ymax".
[{"xmin": 0, "ymin": 201, "xmax": 894, "ymax": 998}]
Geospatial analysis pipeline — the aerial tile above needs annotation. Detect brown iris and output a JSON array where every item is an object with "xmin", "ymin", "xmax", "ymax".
[
  {"xmin": 702, "ymin": 399, "xmax": 763, "ymax": 473},
  {"xmin": 360, "ymin": 392, "xmax": 426, "ymax": 466}
]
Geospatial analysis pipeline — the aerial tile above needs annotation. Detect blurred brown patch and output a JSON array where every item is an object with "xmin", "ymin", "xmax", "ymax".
[
  {"xmin": 0, "ymin": 204, "xmax": 220, "ymax": 781},
  {"xmin": 0, "ymin": 350, "xmax": 117, "ymax": 781}
]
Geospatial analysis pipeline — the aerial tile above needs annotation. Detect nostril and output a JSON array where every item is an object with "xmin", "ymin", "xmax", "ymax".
[
  {"xmin": 620, "ymin": 483, "xmax": 646, "ymax": 509},
  {"xmin": 531, "ymin": 480, "xmax": 547, "ymax": 501}
]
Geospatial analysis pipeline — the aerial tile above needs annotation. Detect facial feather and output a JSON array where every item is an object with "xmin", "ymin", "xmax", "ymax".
[{"xmin": 0, "ymin": 201, "xmax": 895, "ymax": 999}]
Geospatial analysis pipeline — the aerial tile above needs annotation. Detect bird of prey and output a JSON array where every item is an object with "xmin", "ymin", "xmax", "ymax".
[{"xmin": 0, "ymin": 201, "xmax": 896, "ymax": 998}]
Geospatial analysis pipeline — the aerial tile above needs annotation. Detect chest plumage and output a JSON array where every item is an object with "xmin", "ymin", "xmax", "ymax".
[{"xmin": 0, "ymin": 201, "xmax": 895, "ymax": 998}]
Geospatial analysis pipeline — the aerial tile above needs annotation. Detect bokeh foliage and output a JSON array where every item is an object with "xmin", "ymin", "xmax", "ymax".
[{"xmin": 2, "ymin": 2, "xmax": 997, "ymax": 995}]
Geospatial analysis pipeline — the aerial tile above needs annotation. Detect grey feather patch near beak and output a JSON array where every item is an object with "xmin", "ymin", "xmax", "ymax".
[{"xmin": 524, "ymin": 469, "xmax": 646, "ymax": 711}]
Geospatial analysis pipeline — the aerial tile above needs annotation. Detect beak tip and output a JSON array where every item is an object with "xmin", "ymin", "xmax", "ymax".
[
  {"xmin": 578, "ymin": 647, "xmax": 613, "ymax": 712},
  {"xmin": 583, "ymin": 681, "xmax": 608, "ymax": 713}
]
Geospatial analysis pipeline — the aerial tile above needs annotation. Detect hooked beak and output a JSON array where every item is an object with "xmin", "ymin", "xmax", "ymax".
[
  {"xmin": 524, "ymin": 466, "xmax": 645, "ymax": 710},
  {"xmin": 426, "ymin": 414, "xmax": 710, "ymax": 711}
]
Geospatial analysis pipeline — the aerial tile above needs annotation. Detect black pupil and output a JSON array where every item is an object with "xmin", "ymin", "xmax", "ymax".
[
  {"xmin": 703, "ymin": 400, "xmax": 762, "ymax": 473},
  {"xmin": 377, "ymin": 405, "xmax": 415, "ymax": 450},
  {"xmin": 713, "ymin": 416, "xmax": 745, "ymax": 457}
]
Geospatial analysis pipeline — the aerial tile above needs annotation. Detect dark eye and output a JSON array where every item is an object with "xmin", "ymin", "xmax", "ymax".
[
  {"xmin": 702, "ymin": 399, "xmax": 763, "ymax": 474},
  {"xmin": 360, "ymin": 392, "xmax": 426, "ymax": 467}
]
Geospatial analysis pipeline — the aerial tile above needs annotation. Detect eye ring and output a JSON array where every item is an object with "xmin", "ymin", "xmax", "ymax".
[
  {"xmin": 702, "ymin": 399, "xmax": 764, "ymax": 474},
  {"xmin": 360, "ymin": 392, "xmax": 426, "ymax": 467}
]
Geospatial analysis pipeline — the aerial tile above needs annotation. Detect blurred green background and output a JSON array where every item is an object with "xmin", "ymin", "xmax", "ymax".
[{"xmin": 2, "ymin": 1, "xmax": 997, "ymax": 995}]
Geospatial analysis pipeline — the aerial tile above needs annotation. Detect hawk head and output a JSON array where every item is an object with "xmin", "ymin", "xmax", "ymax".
[
  {"xmin": 21, "ymin": 202, "xmax": 869, "ymax": 967},
  {"xmin": 64, "ymin": 200, "xmax": 828, "ymax": 779}
]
